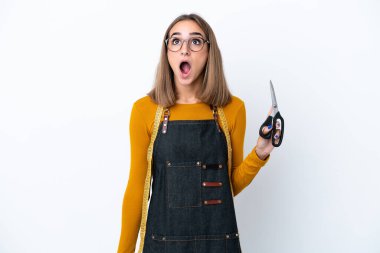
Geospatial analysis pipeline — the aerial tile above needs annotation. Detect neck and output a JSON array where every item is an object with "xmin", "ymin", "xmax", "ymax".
[
  {"xmin": 175, "ymin": 90, "xmax": 201, "ymax": 104},
  {"xmin": 175, "ymin": 75, "xmax": 203, "ymax": 104}
]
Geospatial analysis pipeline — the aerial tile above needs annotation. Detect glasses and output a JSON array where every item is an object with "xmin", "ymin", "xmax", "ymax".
[{"xmin": 165, "ymin": 37, "xmax": 210, "ymax": 52}]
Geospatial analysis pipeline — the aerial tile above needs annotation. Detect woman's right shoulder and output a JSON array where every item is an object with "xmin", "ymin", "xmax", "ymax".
[
  {"xmin": 131, "ymin": 96, "xmax": 158, "ymax": 133},
  {"xmin": 132, "ymin": 95, "xmax": 158, "ymax": 113},
  {"xmin": 133, "ymin": 95, "xmax": 157, "ymax": 107}
]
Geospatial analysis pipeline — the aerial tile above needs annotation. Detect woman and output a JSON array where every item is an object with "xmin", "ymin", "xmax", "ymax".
[{"xmin": 117, "ymin": 13, "xmax": 274, "ymax": 253}]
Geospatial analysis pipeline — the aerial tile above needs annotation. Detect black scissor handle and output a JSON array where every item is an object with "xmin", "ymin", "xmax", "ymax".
[
  {"xmin": 259, "ymin": 115, "xmax": 273, "ymax": 139},
  {"xmin": 272, "ymin": 111, "xmax": 284, "ymax": 147}
]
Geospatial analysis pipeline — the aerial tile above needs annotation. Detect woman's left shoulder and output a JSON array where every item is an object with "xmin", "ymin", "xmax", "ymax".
[
  {"xmin": 231, "ymin": 95, "xmax": 245, "ymax": 106},
  {"xmin": 221, "ymin": 96, "xmax": 246, "ymax": 131},
  {"xmin": 223, "ymin": 95, "xmax": 245, "ymax": 112}
]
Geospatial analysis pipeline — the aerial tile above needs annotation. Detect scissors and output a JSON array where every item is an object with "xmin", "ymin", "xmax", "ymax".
[{"xmin": 259, "ymin": 80, "xmax": 284, "ymax": 147}]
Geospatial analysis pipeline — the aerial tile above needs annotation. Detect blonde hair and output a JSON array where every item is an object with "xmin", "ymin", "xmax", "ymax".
[{"xmin": 147, "ymin": 13, "xmax": 232, "ymax": 108}]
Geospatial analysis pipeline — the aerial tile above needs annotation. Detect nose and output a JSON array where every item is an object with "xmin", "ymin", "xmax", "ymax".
[{"xmin": 180, "ymin": 40, "xmax": 190, "ymax": 55}]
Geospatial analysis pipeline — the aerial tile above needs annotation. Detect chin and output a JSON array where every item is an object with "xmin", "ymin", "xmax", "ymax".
[
  {"xmin": 177, "ymin": 79, "xmax": 193, "ymax": 86},
  {"xmin": 176, "ymin": 73, "xmax": 193, "ymax": 83}
]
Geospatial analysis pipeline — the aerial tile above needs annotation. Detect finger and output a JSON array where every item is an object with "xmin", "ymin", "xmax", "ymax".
[
  {"xmin": 275, "ymin": 118, "xmax": 282, "ymax": 129},
  {"xmin": 273, "ymin": 129, "xmax": 281, "ymax": 139},
  {"xmin": 274, "ymin": 130, "xmax": 282, "ymax": 145},
  {"xmin": 261, "ymin": 125, "xmax": 272, "ymax": 135}
]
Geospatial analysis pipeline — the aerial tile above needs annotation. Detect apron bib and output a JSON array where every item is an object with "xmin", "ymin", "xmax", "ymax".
[{"xmin": 140, "ymin": 105, "xmax": 242, "ymax": 253}]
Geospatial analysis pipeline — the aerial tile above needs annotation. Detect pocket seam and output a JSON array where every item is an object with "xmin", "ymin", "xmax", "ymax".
[{"xmin": 166, "ymin": 161, "xmax": 202, "ymax": 208}]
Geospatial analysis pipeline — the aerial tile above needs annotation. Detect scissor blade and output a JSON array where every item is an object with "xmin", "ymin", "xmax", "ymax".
[{"xmin": 269, "ymin": 80, "xmax": 279, "ymax": 113}]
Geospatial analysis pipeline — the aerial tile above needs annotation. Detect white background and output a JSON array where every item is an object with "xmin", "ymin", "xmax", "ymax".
[{"xmin": 1, "ymin": 0, "xmax": 379, "ymax": 252}]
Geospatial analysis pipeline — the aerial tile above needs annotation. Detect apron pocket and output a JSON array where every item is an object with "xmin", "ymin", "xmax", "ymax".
[
  {"xmin": 197, "ymin": 236, "xmax": 225, "ymax": 253},
  {"xmin": 151, "ymin": 233, "xmax": 196, "ymax": 253},
  {"xmin": 149, "ymin": 234, "xmax": 166, "ymax": 253},
  {"xmin": 165, "ymin": 240, "xmax": 195, "ymax": 253},
  {"xmin": 166, "ymin": 160, "xmax": 202, "ymax": 208}
]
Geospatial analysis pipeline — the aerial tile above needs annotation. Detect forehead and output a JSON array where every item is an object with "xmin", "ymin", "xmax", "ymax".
[{"xmin": 169, "ymin": 20, "xmax": 205, "ymax": 37}]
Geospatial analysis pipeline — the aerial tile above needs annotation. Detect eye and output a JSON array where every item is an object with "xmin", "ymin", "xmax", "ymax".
[
  {"xmin": 191, "ymin": 38, "xmax": 201, "ymax": 45},
  {"xmin": 171, "ymin": 38, "xmax": 180, "ymax": 45}
]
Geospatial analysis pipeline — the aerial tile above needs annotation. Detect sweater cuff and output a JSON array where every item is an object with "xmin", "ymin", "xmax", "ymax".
[{"xmin": 250, "ymin": 146, "xmax": 270, "ymax": 166}]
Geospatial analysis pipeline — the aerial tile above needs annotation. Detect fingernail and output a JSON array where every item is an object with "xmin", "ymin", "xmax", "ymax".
[{"xmin": 268, "ymin": 124, "xmax": 272, "ymax": 129}]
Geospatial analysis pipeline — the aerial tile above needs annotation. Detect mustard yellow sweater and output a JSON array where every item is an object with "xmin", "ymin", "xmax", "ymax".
[{"xmin": 117, "ymin": 95, "xmax": 270, "ymax": 253}]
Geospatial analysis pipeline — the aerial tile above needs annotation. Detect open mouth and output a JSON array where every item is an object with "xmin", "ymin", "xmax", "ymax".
[{"xmin": 179, "ymin": 61, "xmax": 191, "ymax": 75}]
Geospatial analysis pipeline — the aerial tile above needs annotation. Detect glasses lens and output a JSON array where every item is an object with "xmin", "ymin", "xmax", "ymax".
[
  {"xmin": 167, "ymin": 37, "xmax": 205, "ymax": 52},
  {"xmin": 167, "ymin": 38, "xmax": 181, "ymax": 51},
  {"xmin": 189, "ymin": 38, "xmax": 204, "ymax": 52}
]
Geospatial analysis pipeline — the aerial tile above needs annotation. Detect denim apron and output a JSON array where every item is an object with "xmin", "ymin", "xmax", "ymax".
[{"xmin": 140, "ymin": 105, "xmax": 242, "ymax": 253}]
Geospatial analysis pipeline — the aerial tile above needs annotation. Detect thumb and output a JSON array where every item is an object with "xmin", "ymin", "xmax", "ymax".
[
  {"xmin": 261, "ymin": 106, "xmax": 273, "ymax": 135},
  {"xmin": 261, "ymin": 124, "xmax": 273, "ymax": 135}
]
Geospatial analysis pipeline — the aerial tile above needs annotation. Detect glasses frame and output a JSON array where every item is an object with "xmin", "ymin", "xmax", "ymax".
[{"xmin": 165, "ymin": 37, "xmax": 210, "ymax": 52}]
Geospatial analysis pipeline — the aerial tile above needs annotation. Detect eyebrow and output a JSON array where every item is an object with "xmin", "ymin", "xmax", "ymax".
[{"xmin": 169, "ymin": 32, "xmax": 204, "ymax": 38}]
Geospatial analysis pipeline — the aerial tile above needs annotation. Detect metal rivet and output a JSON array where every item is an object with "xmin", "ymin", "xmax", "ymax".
[
  {"xmin": 219, "ymin": 164, "xmax": 222, "ymax": 168},
  {"xmin": 167, "ymin": 162, "xmax": 171, "ymax": 166},
  {"xmin": 202, "ymin": 165, "xmax": 206, "ymax": 169},
  {"xmin": 226, "ymin": 235, "xmax": 230, "ymax": 238},
  {"xmin": 152, "ymin": 235, "xmax": 155, "ymax": 239},
  {"xmin": 204, "ymin": 200, "xmax": 208, "ymax": 204},
  {"xmin": 196, "ymin": 161, "xmax": 201, "ymax": 166},
  {"xmin": 236, "ymin": 233, "xmax": 239, "ymax": 237},
  {"xmin": 162, "ymin": 237, "xmax": 166, "ymax": 240},
  {"xmin": 202, "ymin": 182, "xmax": 206, "ymax": 186}
]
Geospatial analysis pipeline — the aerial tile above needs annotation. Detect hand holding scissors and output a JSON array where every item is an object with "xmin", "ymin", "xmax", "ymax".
[{"xmin": 259, "ymin": 80, "xmax": 284, "ymax": 147}]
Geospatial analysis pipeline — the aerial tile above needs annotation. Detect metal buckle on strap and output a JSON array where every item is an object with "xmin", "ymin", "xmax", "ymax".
[
  {"xmin": 210, "ymin": 105, "xmax": 221, "ymax": 132},
  {"xmin": 162, "ymin": 108, "xmax": 170, "ymax": 134}
]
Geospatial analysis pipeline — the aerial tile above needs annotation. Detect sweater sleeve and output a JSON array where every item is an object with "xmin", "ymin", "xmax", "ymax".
[
  {"xmin": 117, "ymin": 102, "xmax": 150, "ymax": 253},
  {"xmin": 230, "ymin": 102, "xmax": 270, "ymax": 196}
]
